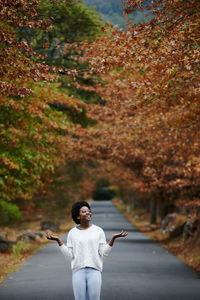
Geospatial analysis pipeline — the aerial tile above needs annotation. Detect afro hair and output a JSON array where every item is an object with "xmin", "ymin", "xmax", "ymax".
[{"xmin": 71, "ymin": 201, "xmax": 91, "ymax": 224}]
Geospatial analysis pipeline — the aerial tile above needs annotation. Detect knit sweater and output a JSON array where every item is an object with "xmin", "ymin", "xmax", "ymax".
[{"xmin": 59, "ymin": 224, "xmax": 112, "ymax": 273}]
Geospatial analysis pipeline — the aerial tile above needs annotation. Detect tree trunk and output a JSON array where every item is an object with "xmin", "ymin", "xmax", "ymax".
[
  {"xmin": 158, "ymin": 191, "xmax": 167, "ymax": 223},
  {"xmin": 131, "ymin": 195, "xmax": 135, "ymax": 216},
  {"xmin": 150, "ymin": 196, "xmax": 157, "ymax": 224}
]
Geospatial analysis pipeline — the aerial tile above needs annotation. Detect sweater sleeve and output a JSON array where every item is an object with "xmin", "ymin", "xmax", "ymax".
[
  {"xmin": 98, "ymin": 229, "xmax": 112, "ymax": 257},
  {"xmin": 59, "ymin": 231, "xmax": 74, "ymax": 261}
]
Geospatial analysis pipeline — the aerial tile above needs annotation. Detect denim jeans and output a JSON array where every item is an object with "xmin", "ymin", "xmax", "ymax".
[{"xmin": 72, "ymin": 267, "xmax": 102, "ymax": 300}]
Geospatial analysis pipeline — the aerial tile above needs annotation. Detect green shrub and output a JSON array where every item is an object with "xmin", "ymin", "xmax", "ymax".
[
  {"xmin": 0, "ymin": 200, "xmax": 22, "ymax": 225},
  {"xmin": 12, "ymin": 243, "xmax": 27, "ymax": 259},
  {"xmin": 92, "ymin": 187, "xmax": 115, "ymax": 200}
]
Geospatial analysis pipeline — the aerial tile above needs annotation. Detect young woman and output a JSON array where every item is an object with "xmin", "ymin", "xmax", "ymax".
[{"xmin": 46, "ymin": 201, "xmax": 128, "ymax": 300}]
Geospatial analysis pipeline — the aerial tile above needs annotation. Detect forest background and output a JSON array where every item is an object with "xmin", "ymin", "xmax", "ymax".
[{"xmin": 0, "ymin": 0, "xmax": 200, "ymax": 277}]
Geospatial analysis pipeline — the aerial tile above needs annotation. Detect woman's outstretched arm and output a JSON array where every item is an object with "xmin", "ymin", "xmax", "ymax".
[
  {"xmin": 108, "ymin": 230, "xmax": 128, "ymax": 247},
  {"xmin": 46, "ymin": 231, "xmax": 74, "ymax": 260}
]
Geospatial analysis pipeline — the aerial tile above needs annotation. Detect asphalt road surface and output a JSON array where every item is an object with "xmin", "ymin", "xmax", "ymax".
[{"xmin": 0, "ymin": 201, "xmax": 200, "ymax": 300}]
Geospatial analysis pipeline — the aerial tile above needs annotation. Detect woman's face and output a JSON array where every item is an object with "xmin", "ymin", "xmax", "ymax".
[{"xmin": 78, "ymin": 206, "xmax": 92, "ymax": 223}]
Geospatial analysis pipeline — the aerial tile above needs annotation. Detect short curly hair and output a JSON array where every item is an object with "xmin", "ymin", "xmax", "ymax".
[{"xmin": 71, "ymin": 201, "xmax": 91, "ymax": 224}]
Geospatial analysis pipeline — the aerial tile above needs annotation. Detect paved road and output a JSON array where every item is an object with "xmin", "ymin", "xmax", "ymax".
[{"xmin": 0, "ymin": 201, "xmax": 199, "ymax": 300}]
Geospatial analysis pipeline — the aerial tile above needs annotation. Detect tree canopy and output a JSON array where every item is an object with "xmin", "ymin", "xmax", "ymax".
[{"xmin": 1, "ymin": 0, "xmax": 199, "ymax": 223}]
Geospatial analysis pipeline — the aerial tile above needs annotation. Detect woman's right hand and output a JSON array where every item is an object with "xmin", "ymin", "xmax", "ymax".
[
  {"xmin": 46, "ymin": 231, "xmax": 63, "ymax": 246},
  {"xmin": 46, "ymin": 231, "xmax": 59, "ymax": 241}
]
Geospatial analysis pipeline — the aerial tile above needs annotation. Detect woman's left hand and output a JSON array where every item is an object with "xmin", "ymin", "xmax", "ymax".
[
  {"xmin": 113, "ymin": 230, "xmax": 128, "ymax": 239},
  {"xmin": 108, "ymin": 230, "xmax": 128, "ymax": 247}
]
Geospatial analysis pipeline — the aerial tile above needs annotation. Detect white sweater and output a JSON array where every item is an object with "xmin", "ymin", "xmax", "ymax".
[{"xmin": 59, "ymin": 224, "xmax": 112, "ymax": 273}]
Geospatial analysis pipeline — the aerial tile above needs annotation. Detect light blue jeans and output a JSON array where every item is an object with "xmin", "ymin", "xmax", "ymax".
[{"xmin": 72, "ymin": 267, "xmax": 102, "ymax": 300}]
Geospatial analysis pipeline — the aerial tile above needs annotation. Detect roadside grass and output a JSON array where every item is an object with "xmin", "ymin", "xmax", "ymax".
[{"xmin": 113, "ymin": 198, "xmax": 200, "ymax": 275}]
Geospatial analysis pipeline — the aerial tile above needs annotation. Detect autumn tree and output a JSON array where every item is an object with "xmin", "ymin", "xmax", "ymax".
[{"xmin": 0, "ymin": 0, "xmax": 93, "ymax": 222}]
